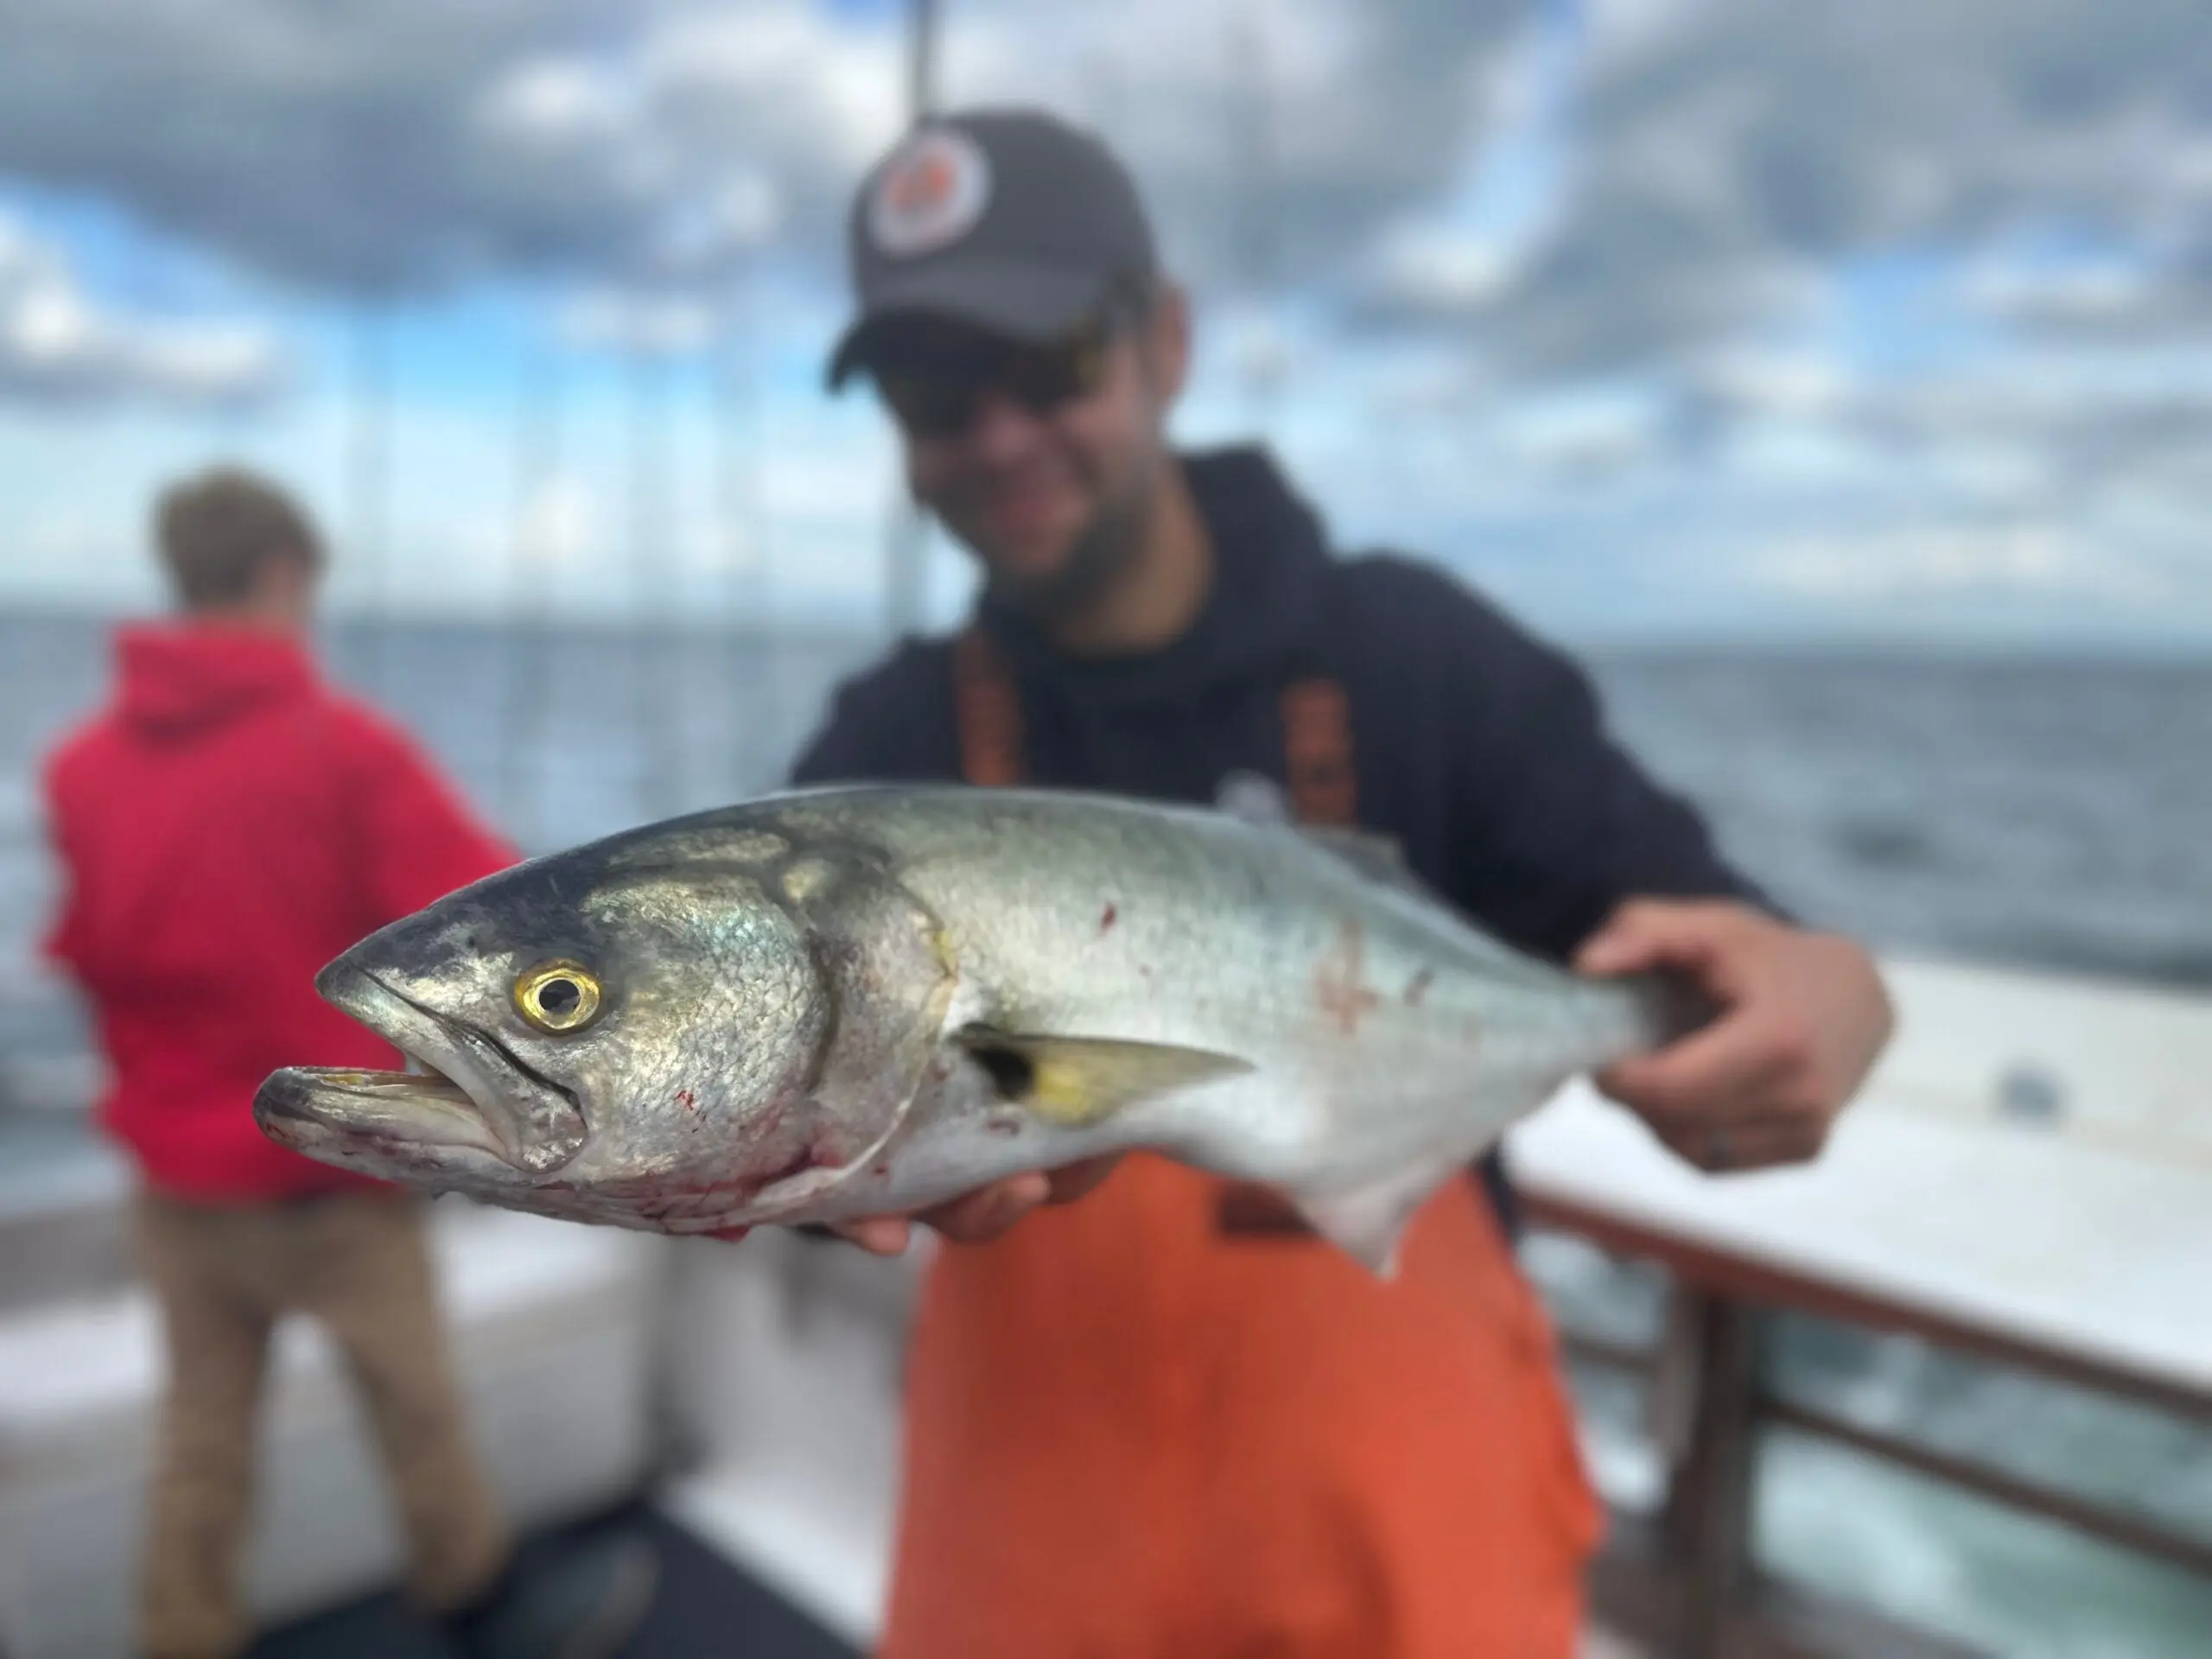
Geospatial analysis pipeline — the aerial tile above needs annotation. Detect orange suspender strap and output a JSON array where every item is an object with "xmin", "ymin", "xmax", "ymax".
[
  {"xmin": 1278, "ymin": 678, "xmax": 1357, "ymax": 827},
  {"xmin": 953, "ymin": 627, "xmax": 1027, "ymax": 787},
  {"xmin": 954, "ymin": 629, "xmax": 1359, "ymax": 822}
]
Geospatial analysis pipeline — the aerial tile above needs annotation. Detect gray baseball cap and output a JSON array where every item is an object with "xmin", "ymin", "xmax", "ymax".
[{"xmin": 825, "ymin": 106, "xmax": 1160, "ymax": 389}]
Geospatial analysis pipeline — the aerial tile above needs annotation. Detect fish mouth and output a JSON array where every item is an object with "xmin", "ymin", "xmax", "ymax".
[{"xmin": 254, "ymin": 962, "xmax": 588, "ymax": 1178}]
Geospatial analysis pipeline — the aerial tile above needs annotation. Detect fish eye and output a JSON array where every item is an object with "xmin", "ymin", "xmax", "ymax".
[{"xmin": 514, "ymin": 960, "xmax": 602, "ymax": 1033}]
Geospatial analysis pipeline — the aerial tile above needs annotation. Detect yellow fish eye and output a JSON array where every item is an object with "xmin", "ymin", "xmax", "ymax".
[{"xmin": 513, "ymin": 960, "xmax": 602, "ymax": 1033}]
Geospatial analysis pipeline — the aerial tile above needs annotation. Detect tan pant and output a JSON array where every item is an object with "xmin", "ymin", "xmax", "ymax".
[{"xmin": 132, "ymin": 1191, "xmax": 511, "ymax": 1659}]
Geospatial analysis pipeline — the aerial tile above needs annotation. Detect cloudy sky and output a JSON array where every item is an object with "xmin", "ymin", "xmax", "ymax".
[{"xmin": 0, "ymin": 0, "xmax": 2207, "ymax": 647}]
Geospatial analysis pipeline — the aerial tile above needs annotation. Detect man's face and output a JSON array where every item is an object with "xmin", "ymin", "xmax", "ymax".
[{"xmin": 865, "ymin": 291, "xmax": 1189, "ymax": 617}]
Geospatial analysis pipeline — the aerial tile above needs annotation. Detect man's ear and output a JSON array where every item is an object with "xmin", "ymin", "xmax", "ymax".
[{"xmin": 1138, "ymin": 283, "xmax": 1192, "ymax": 411}]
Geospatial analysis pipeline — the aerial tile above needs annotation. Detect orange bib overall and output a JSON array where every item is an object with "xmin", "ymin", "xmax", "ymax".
[{"xmin": 877, "ymin": 638, "xmax": 1603, "ymax": 1659}]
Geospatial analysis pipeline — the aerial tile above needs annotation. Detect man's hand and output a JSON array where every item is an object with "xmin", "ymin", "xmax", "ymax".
[
  {"xmin": 1574, "ymin": 898, "xmax": 1893, "ymax": 1173},
  {"xmin": 714, "ymin": 1156, "xmax": 1124, "ymax": 1255}
]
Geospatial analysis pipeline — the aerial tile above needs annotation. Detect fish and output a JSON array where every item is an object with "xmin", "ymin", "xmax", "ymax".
[{"xmin": 254, "ymin": 784, "xmax": 1704, "ymax": 1274}]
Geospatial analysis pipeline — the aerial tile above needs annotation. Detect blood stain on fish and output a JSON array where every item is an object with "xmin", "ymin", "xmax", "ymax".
[{"xmin": 1313, "ymin": 917, "xmax": 1380, "ymax": 1036}]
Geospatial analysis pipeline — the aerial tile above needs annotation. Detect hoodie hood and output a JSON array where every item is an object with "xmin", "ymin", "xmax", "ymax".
[
  {"xmin": 976, "ymin": 446, "xmax": 1334, "ymax": 713},
  {"xmin": 114, "ymin": 622, "xmax": 316, "ymax": 738}
]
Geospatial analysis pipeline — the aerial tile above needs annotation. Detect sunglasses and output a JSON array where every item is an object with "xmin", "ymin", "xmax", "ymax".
[{"xmin": 868, "ymin": 316, "xmax": 1118, "ymax": 440}]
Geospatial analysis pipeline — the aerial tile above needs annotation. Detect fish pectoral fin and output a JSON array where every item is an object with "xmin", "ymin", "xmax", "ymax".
[
  {"xmin": 957, "ymin": 1030, "xmax": 1252, "ymax": 1127},
  {"xmin": 1287, "ymin": 1155, "xmax": 1478, "ymax": 1278}
]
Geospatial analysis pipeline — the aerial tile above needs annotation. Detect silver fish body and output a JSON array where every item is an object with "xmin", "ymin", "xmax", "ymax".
[{"xmin": 256, "ymin": 785, "xmax": 1694, "ymax": 1271}]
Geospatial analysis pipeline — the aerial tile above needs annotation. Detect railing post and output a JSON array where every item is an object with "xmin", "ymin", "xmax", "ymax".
[{"xmin": 1651, "ymin": 1287, "xmax": 1764, "ymax": 1657}]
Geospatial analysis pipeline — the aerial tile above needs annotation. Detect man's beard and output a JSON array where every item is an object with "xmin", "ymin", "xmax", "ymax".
[{"xmin": 976, "ymin": 462, "xmax": 1157, "ymax": 624}]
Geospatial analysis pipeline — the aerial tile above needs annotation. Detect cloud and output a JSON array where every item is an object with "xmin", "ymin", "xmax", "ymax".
[
  {"xmin": 0, "ymin": 211, "xmax": 284, "ymax": 404},
  {"xmin": 1690, "ymin": 345, "xmax": 1857, "ymax": 421},
  {"xmin": 1958, "ymin": 241, "xmax": 2212, "ymax": 343},
  {"xmin": 0, "ymin": 0, "xmax": 1538, "ymax": 301},
  {"xmin": 514, "ymin": 474, "xmax": 599, "ymax": 570},
  {"xmin": 1395, "ymin": 0, "xmax": 2212, "ymax": 378},
  {"xmin": 1487, "ymin": 384, "xmax": 1669, "ymax": 480},
  {"xmin": 1744, "ymin": 521, "xmax": 2167, "ymax": 606},
  {"xmin": 941, "ymin": 0, "xmax": 1529, "ymax": 293},
  {"xmin": 465, "ymin": 6, "xmax": 896, "ymax": 284},
  {"xmin": 1364, "ymin": 221, "xmax": 1524, "ymax": 316},
  {"xmin": 1763, "ymin": 340, "xmax": 2212, "ymax": 525},
  {"xmin": 1964, "ymin": 256, "xmax": 2160, "ymax": 327},
  {"xmin": 6, "ymin": 0, "xmax": 2211, "ymax": 652},
  {"xmin": 0, "ymin": 0, "xmax": 899, "ymax": 295},
  {"xmin": 560, "ymin": 287, "xmax": 726, "ymax": 355},
  {"xmin": 2, "ymin": 0, "xmax": 2203, "ymax": 373}
]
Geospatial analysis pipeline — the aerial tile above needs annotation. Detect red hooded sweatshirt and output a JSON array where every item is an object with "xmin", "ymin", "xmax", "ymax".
[{"xmin": 40, "ymin": 623, "xmax": 519, "ymax": 1202}]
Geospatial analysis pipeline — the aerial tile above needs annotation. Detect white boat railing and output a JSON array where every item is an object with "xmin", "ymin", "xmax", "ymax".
[{"xmin": 1507, "ymin": 956, "xmax": 2212, "ymax": 1656}]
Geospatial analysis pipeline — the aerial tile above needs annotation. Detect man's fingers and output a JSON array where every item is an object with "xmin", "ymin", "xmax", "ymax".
[
  {"xmin": 1574, "ymin": 898, "xmax": 1738, "ymax": 977},
  {"xmin": 817, "ymin": 1166, "xmax": 1078, "ymax": 1256},
  {"xmin": 827, "ymin": 1216, "xmax": 913, "ymax": 1255},
  {"xmin": 1573, "ymin": 909, "xmax": 1674, "ymax": 977},
  {"xmin": 1043, "ymin": 1154, "xmax": 1122, "ymax": 1205},
  {"xmin": 1655, "ymin": 1115, "xmax": 1831, "ymax": 1173},
  {"xmin": 734, "ymin": 1160, "xmax": 1126, "ymax": 1258},
  {"xmin": 915, "ymin": 1172, "xmax": 1052, "ymax": 1243},
  {"xmin": 1596, "ymin": 1011, "xmax": 1799, "ymax": 1122}
]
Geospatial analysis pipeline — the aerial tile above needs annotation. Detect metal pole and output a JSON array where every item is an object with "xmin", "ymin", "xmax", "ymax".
[
  {"xmin": 629, "ymin": 347, "xmax": 678, "ymax": 820},
  {"xmin": 884, "ymin": 0, "xmax": 941, "ymax": 639},
  {"xmin": 1230, "ymin": 3, "xmax": 1281, "ymax": 439},
  {"xmin": 718, "ymin": 267, "xmax": 779, "ymax": 796},
  {"xmin": 499, "ymin": 345, "xmax": 560, "ymax": 842},
  {"xmin": 1654, "ymin": 1287, "xmax": 1764, "ymax": 1658},
  {"xmin": 908, "ymin": 0, "xmax": 939, "ymax": 123},
  {"xmin": 347, "ymin": 308, "xmax": 392, "ymax": 696},
  {"xmin": 884, "ymin": 499, "xmax": 929, "ymax": 642}
]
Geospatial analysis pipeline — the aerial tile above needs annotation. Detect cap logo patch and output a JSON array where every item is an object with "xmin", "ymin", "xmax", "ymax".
[{"xmin": 868, "ymin": 128, "xmax": 992, "ymax": 258}]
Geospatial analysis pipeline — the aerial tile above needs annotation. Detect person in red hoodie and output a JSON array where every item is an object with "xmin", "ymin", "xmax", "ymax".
[{"xmin": 40, "ymin": 468, "xmax": 654, "ymax": 1659}]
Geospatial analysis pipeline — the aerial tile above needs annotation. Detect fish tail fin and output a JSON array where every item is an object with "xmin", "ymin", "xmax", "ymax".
[
  {"xmin": 1588, "ymin": 967, "xmax": 1721, "ymax": 1061},
  {"xmin": 1637, "ymin": 967, "xmax": 1724, "ymax": 1044}
]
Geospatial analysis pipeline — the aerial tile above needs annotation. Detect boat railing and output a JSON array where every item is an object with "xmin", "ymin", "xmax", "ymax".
[
  {"xmin": 1507, "ymin": 954, "xmax": 2212, "ymax": 1658},
  {"xmin": 1529, "ymin": 1200, "xmax": 2211, "ymax": 1658}
]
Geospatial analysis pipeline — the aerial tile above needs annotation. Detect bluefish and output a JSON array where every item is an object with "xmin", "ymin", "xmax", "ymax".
[{"xmin": 256, "ymin": 785, "xmax": 1700, "ymax": 1272}]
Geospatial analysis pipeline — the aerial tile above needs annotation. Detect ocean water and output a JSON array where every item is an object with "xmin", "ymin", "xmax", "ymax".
[
  {"xmin": 10, "ymin": 615, "xmax": 2212, "ymax": 991},
  {"xmin": 1592, "ymin": 652, "xmax": 2212, "ymax": 990},
  {"xmin": 2, "ymin": 610, "xmax": 2209, "ymax": 1655}
]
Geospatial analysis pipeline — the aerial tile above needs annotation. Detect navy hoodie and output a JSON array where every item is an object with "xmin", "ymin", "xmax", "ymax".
[{"xmin": 791, "ymin": 446, "xmax": 1767, "ymax": 1221}]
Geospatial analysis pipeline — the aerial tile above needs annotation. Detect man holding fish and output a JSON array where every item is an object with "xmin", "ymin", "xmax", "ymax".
[
  {"xmin": 257, "ymin": 108, "xmax": 1893, "ymax": 1658},
  {"xmin": 794, "ymin": 108, "xmax": 1892, "ymax": 1656}
]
